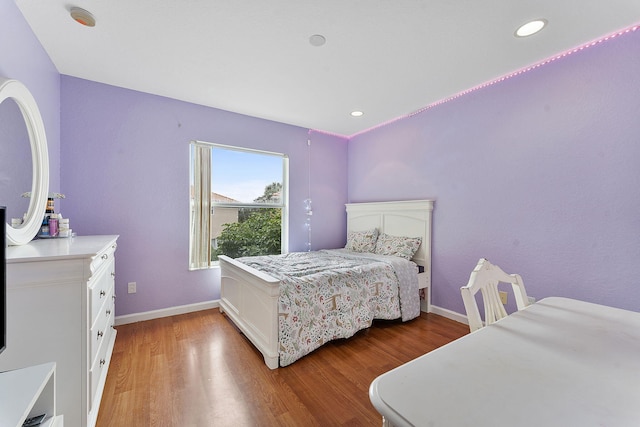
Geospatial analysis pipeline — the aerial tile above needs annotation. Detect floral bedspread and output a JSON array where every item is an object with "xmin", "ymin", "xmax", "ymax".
[{"xmin": 236, "ymin": 249, "xmax": 420, "ymax": 367}]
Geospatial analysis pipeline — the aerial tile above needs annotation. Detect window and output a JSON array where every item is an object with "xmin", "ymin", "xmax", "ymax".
[{"xmin": 189, "ymin": 141, "xmax": 289, "ymax": 269}]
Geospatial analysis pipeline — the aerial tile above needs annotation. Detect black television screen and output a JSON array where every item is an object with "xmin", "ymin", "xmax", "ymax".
[{"xmin": 0, "ymin": 206, "xmax": 5, "ymax": 355}]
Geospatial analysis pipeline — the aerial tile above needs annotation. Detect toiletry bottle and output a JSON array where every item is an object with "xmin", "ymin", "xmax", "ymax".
[
  {"xmin": 49, "ymin": 216, "xmax": 58, "ymax": 237},
  {"xmin": 40, "ymin": 216, "xmax": 49, "ymax": 237}
]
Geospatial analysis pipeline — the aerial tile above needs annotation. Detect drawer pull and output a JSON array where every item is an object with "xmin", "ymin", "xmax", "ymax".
[
  {"xmin": 100, "ymin": 290, "xmax": 106, "ymax": 298},
  {"xmin": 106, "ymin": 309, "xmax": 111, "ymax": 316},
  {"xmin": 111, "ymin": 272, "xmax": 116, "ymax": 278},
  {"xmin": 97, "ymin": 330, "xmax": 104, "ymax": 339},
  {"xmin": 100, "ymin": 358, "xmax": 106, "ymax": 367},
  {"xmin": 102, "ymin": 253, "xmax": 109, "ymax": 260}
]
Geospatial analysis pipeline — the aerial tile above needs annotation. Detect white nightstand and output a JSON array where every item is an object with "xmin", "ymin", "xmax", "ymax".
[{"xmin": 418, "ymin": 271, "xmax": 431, "ymax": 313}]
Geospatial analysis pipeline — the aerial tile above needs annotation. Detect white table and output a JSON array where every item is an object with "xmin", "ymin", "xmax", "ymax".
[
  {"xmin": 369, "ymin": 297, "xmax": 640, "ymax": 427},
  {"xmin": 0, "ymin": 362, "xmax": 63, "ymax": 427}
]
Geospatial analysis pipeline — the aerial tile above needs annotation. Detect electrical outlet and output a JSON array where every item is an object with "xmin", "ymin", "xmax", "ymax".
[
  {"xmin": 499, "ymin": 291, "xmax": 508, "ymax": 305},
  {"xmin": 128, "ymin": 281, "xmax": 137, "ymax": 294}
]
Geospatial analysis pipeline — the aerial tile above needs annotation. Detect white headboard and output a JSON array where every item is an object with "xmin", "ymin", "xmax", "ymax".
[{"xmin": 345, "ymin": 200, "xmax": 434, "ymax": 271}]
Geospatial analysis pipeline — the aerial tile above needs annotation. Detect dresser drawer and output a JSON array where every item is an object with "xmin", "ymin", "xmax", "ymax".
[
  {"xmin": 89, "ymin": 260, "xmax": 115, "ymax": 325},
  {"xmin": 89, "ymin": 311, "xmax": 115, "ymax": 410},
  {"xmin": 90, "ymin": 290, "xmax": 114, "ymax": 365},
  {"xmin": 90, "ymin": 243, "xmax": 117, "ymax": 274}
]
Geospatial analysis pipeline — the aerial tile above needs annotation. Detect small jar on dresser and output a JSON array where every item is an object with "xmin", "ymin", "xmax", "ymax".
[{"xmin": 0, "ymin": 235, "xmax": 119, "ymax": 427}]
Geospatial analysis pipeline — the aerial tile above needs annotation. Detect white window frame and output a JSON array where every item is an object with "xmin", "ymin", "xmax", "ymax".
[{"xmin": 189, "ymin": 140, "xmax": 289, "ymax": 270}]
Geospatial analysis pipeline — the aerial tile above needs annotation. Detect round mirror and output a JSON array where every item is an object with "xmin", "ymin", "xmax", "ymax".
[{"xmin": 0, "ymin": 77, "xmax": 49, "ymax": 245}]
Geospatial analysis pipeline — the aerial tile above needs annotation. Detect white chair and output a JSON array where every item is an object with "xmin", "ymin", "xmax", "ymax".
[{"xmin": 460, "ymin": 258, "xmax": 530, "ymax": 332}]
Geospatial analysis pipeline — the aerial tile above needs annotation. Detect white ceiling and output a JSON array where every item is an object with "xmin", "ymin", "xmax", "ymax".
[{"xmin": 15, "ymin": 0, "xmax": 640, "ymax": 137}]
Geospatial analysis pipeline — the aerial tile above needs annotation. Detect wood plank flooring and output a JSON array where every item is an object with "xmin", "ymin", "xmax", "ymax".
[{"xmin": 97, "ymin": 309, "xmax": 468, "ymax": 427}]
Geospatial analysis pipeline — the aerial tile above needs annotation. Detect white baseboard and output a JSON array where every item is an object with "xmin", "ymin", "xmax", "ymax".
[
  {"xmin": 115, "ymin": 300, "xmax": 220, "ymax": 326},
  {"xmin": 429, "ymin": 304, "xmax": 469, "ymax": 325}
]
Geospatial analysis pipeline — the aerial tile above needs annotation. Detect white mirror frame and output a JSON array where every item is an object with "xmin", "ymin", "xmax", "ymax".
[{"xmin": 0, "ymin": 77, "xmax": 49, "ymax": 245}]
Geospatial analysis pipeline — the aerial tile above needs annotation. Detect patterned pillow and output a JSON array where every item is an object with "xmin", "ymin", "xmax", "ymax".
[
  {"xmin": 345, "ymin": 228, "xmax": 379, "ymax": 253},
  {"xmin": 375, "ymin": 233, "xmax": 422, "ymax": 260}
]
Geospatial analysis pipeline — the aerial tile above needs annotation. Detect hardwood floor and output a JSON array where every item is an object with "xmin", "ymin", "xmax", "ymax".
[{"xmin": 97, "ymin": 309, "xmax": 468, "ymax": 427}]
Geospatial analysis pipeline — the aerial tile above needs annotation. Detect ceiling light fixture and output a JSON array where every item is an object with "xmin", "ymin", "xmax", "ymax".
[
  {"xmin": 351, "ymin": 111, "xmax": 364, "ymax": 117},
  {"xmin": 70, "ymin": 7, "xmax": 96, "ymax": 27},
  {"xmin": 515, "ymin": 19, "xmax": 547, "ymax": 37},
  {"xmin": 309, "ymin": 34, "xmax": 326, "ymax": 47}
]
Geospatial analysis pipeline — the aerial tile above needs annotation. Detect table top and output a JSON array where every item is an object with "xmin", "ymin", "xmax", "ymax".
[
  {"xmin": 0, "ymin": 363, "xmax": 56, "ymax": 427},
  {"xmin": 369, "ymin": 297, "xmax": 640, "ymax": 427},
  {"xmin": 6, "ymin": 234, "xmax": 118, "ymax": 263}
]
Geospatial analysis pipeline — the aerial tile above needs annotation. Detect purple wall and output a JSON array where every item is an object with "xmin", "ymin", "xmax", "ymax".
[
  {"xmin": 60, "ymin": 78, "xmax": 348, "ymax": 316},
  {"xmin": 348, "ymin": 30, "xmax": 640, "ymax": 314},
  {"xmin": 0, "ymin": 0, "xmax": 61, "ymax": 202}
]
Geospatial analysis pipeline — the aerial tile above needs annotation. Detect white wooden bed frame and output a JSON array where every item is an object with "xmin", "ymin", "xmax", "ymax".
[{"xmin": 218, "ymin": 200, "xmax": 434, "ymax": 369}]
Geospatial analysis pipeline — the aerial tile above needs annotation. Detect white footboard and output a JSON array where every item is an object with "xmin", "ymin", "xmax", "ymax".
[{"xmin": 218, "ymin": 255, "xmax": 281, "ymax": 369}]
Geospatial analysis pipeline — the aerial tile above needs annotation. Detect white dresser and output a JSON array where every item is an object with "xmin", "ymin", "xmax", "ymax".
[{"xmin": 0, "ymin": 235, "xmax": 119, "ymax": 427}]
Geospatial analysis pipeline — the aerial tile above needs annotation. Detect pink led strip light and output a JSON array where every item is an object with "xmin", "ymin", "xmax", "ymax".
[
  {"xmin": 327, "ymin": 23, "xmax": 639, "ymax": 140},
  {"xmin": 409, "ymin": 24, "xmax": 640, "ymax": 117}
]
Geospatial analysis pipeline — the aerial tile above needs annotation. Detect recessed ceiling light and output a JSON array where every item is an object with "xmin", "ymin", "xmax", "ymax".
[
  {"xmin": 309, "ymin": 34, "xmax": 326, "ymax": 47},
  {"xmin": 515, "ymin": 19, "xmax": 547, "ymax": 37},
  {"xmin": 70, "ymin": 7, "xmax": 96, "ymax": 27},
  {"xmin": 351, "ymin": 111, "xmax": 364, "ymax": 117}
]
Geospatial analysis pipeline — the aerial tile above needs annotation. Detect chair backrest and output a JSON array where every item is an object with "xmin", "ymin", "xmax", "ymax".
[{"xmin": 460, "ymin": 258, "xmax": 529, "ymax": 332}]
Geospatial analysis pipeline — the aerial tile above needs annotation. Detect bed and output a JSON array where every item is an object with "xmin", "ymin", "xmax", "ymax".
[{"xmin": 218, "ymin": 200, "xmax": 433, "ymax": 369}]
